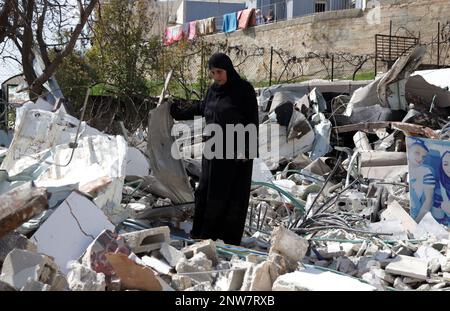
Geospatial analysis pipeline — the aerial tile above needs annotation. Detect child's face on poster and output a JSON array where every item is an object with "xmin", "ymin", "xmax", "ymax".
[{"xmin": 411, "ymin": 145, "xmax": 427, "ymax": 166}]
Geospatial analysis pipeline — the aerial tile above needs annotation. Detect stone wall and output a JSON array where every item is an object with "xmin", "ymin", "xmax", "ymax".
[{"xmin": 193, "ymin": 0, "xmax": 450, "ymax": 82}]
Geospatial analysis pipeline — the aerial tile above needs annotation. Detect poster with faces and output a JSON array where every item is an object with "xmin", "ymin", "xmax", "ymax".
[{"xmin": 406, "ymin": 136, "xmax": 450, "ymax": 227}]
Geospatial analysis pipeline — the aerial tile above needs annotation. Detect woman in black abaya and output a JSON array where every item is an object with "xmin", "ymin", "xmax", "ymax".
[{"xmin": 170, "ymin": 53, "xmax": 259, "ymax": 245}]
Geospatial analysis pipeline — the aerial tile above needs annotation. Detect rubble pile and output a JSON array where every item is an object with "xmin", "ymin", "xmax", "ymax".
[{"xmin": 0, "ymin": 45, "xmax": 449, "ymax": 291}]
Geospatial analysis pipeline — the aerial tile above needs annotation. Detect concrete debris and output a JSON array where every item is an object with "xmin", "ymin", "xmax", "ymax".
[
  {"xmin": 66, "ymin": 261, "xmax": 106, "ymax": 291},
  {"xmin": 160, "ymin": 242, "xmax": 186, "ymax": 267},
  {"xmin": 0, "ymin": 232, "xmax": 37, "ymax": 265},
  {"xmin": 269, "ymin": 226, "xmax": 308, "ymax": 271},
  {"xmin": 0, "ymin": 249, "xmax": 67, "ymax": 291},
  {"xmin": 31, "ymin": 191, "xmax": 115, "ymax": 275},
  {"xmin": 175, "ymin": 252, "xmax": 213, "ymax": 284},
  {"xmin": 2, "ymin": 43, "xmax": 450, "ymax": 292},
  {"xmin": 182, "ymin": 239, "xmax": 219, "ymax": 266},
  {"xmin": 272, "ymin": 267, "xmax": 376, "ymax": 291},
  {"xmin": 385, "ymin": 255, "xmax": 429, "ymax": 280},
  {"xmin": 120, "ymin": 226, "xmax": 170, "ymax": 254}
]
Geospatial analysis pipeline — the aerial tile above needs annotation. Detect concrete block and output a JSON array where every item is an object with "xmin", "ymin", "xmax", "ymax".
[
  {"xmin": 171, "ymin": 274, "xmax": 192, "ymax": 291},
  {"xmin": 31, "ymin": 192, "xmax": 115, "ymax": 275},
  {"xmin": 272, "ymin": 267, "xmax": 376, "ymax": 291},
  {"xmin": 0, "ymin": 249, "xmax": 65, "ymax": 291},
  {"xmin": 160, "ymin": 242, "xmax": 185, "ymax": 267},
  {"xmin": 125, "ymin": 202, "xmax": 153, "ymax": 219},
  {"xmin": 381, "ymin": 200, "xmax": 417, "ymax": 233},
  {"xmin": 0, "ymin": 232, "xmax": 37, "ymax": 265},
  {"xmin": 182, "ymin": 239, "xmax": 218, "ymax": 266},
  {"xmin": 67, "ymin": 262, "xmax": 106, "ymax": 291},
  {"xmin": 121, "ymin": 226, "xmax": 170, "ymax": 254},
  {"xmin": 386, "ymin": 255, "xmax": 428, "ymax": 280},
  {"xmin": 269, "ymin": 226, "xmax": 309, "ymax": 270},
  {"xmin": 175, "ymin": 252, "xmax": 213, "ymax": 284}
]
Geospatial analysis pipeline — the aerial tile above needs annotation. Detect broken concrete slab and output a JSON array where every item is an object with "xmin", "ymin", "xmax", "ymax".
[
  {"xmin": 171, "ymin": 274, "xmax": 193, "ymax": 291},
  {"xmin": 249, "ymin": 260, "xmax": 274, "ymax": 291},
  {"xmin": 0, "ymin": 249, "xmax": 66, "ymax": 291},
  {"xmin": 0, "ymin": 182, "xmax": 48, "ymax": 238},
  {"xmin": 413, "ymin": 213, "xmax": 449, "ymax": 240},
  {"xmin": 272, "ymin": 267, "xmax": 376, "ymax": 291},
  {"xmin": 369, "ymin": 219, "xmax": 409, "ymax": 240},
  {"xmin": 120, "ymin": 226, "xmax": 170, "ymax": 254},
  {"xmin": 0, "ymin": 232, "xmax": 37, "ymax": 265},
  {"xmin": 381, "ymin": 200, "xmax": 418, "ymax": 234},
  {"xmin": 175, "ymin": 252, "xmax": 213, "ymax": 284},
  {"xmin": 105, "ymin": 252, "xmax": 162, "ymax": 291},
  {"xmin": 125, "ymin": 202, "xmax": 153, "ymax": 220},
  {"xmin": 385, "ymin": 255, "xmax": 428, "ymax": 280},
  {"xmin": 269, "ymin": 226, "xmax": 309, "ymax": 270},
  {"xmin": 414, "ymin": 245, "xmax": 447, "ymax": 267},
  {"xmin": 160, "ymin": 242, "xmax": 185, "ymax": 267},
  {"xmin": 141, "ymin": 255, "xmax": 172, "ymax": 275},
  {"xmin": 182, "ymin": 239, "xmax": 218, "ymax": 266},
  {"xmin": 66, "ymin": 261, "xmax": 106, "ymax": 291},
  {"xmin": 30, "ymin": 192, "xmax": 115, "ymax": 275}
]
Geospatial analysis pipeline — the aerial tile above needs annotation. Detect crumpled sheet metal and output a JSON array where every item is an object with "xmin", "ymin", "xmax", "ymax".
[
  {"xmin": 345, "ymin": 45, "xmax": 427, "ymax": 115},
  {"xmin": 259, "ymin": 79, "xmax": 370, "ymax": 112},
  {"xmin": 147, "ymin": 100, "xmax": 194, "ymax": 204}
]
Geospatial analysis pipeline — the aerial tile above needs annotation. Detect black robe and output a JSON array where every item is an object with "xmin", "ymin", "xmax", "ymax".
[{"xmin": 170, "ymin": 79, "xmax": 259, "ymax": 245}]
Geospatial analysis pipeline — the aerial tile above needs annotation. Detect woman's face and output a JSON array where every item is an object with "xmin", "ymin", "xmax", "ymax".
[
  {"xmin": 442, "ymin": 153, "xmax": 450, "ymax": 177},
  {"xmin": 411, "ymin": 144, "xmax": 427, "ymax": 166},
  {"xmin": 210, "ymin": 67, "xmax": 227, "ymax": 85}
]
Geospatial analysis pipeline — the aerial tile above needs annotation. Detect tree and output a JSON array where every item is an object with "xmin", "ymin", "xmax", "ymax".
[
  {"xmin": 87, "ymin": 0, "xmax": 160, "ymax": 100},
  {"xmin": 0, "ymin": 0, "xmax": 99, "ymax": 100}
]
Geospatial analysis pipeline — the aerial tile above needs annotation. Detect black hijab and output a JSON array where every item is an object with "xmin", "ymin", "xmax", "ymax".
[{"xmin": 208, "ymin": 53, "xmax": 241, "ymax": 92}]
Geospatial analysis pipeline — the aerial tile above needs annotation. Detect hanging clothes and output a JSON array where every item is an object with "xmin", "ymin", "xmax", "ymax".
[
  {"xmin": 170, "ymin": 53, "xmax": 259, "ymax": 245},
  {"xmin": 182, "ymin": 22, "xmax": 190, "ymax": 39},
  {"xmin": 188, "ymin": 21, "xmax": 197, "ymax": 40},
  {"xmin": 198, "ymin": 17, "xmax": 216, "ymax": 35},
  {"xmin": 163, "ymin": 25, "xmax": 184, "ymax": 45},
  {"xmin": 237, "ymin": 8, "xmax": 256, "ymax": 29},
  {"xmin": 222, "ymin": 12, "xmax": 238, "ymax": 33}
]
